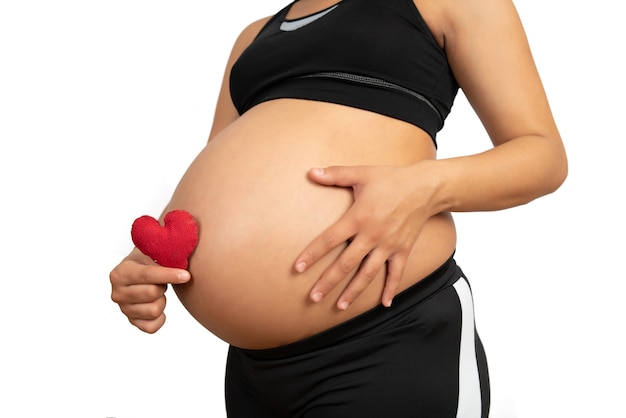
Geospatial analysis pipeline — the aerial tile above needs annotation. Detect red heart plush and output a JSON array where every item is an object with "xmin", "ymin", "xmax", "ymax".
[{"xmin": 131, "ymin": 209, "xmax": 199, "ymax": 269}]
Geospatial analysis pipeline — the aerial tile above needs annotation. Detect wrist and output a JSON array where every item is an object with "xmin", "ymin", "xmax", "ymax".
[{"xmin": 410, "ymin": 159, "xmax": 455, "ymax": 215}]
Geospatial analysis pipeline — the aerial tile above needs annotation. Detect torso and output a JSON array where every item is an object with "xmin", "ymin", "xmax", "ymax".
[{"xmin": 170, "ymin": 0, "xmax": 456, "ymax": 349}]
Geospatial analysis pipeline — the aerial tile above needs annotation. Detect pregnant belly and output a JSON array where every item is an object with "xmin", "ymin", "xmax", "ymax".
[{"xmin": 169, "ymin": 101, "xmax": 456, "ymax": 349}]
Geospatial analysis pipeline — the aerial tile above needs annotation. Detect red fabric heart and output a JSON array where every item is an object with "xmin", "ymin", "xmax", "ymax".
[{"xmin": 131, "ymin": 209, "xmax": 199, "ymax": 269}]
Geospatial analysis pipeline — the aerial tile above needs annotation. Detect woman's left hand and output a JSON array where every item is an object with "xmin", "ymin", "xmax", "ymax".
[{"xmin": 294, "ymin": 163, "xmax": 437, "ymax": 310}]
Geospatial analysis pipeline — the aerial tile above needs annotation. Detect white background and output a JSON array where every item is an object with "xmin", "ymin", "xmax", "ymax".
[{"xmin": 1, "ymin": 0, "xmax": 624, "ymax": 417}]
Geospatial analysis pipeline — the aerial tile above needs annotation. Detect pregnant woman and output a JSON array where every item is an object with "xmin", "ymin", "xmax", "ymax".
[{"xmin": 110, "ymin": 0, "xmax": 567, "ymax": 416}]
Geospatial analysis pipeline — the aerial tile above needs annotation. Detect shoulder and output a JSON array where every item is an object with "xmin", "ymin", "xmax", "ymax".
[
  {"xmin": 221, "ymin": 15, "xmax": 272, "ymax": 75},
  {"xmin": 412, "ymin": 0, "xmax": 522, "ymax": 51},
  {"xmin": 230, "ymin": 16, "xmax": 273, "ymax": 56}
]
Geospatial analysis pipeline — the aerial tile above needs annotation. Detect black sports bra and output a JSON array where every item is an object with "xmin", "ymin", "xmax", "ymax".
[{"xmin": 230, "ymin": 0, "xmax": 459, "ymax": 145}]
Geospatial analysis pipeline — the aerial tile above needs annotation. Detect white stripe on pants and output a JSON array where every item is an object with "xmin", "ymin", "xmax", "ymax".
[{"xmin": 453, "ymin": 278, "xmax": 482, "ymax": 418}]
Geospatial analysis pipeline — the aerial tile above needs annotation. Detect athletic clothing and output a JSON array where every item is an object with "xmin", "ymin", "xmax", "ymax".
[
  {"xmin": 226, "ymin": 3, "xmax": 488, "ymax": 415},
  {"xmin": 229, "ymin": 0, "xmax": 459, "ymax": 145},
  {"xmin": 225, "ymin": 256, "xmax": 490, "ymax": 418}
]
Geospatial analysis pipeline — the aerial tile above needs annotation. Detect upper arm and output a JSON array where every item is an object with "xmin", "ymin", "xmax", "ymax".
[
  {"xmin": 439, "ymin": 0, "xmax": 561, "ymax": 146},
  {"xmin": 207, "ymin": 17, "xmax": 271, "ymax": 141}
]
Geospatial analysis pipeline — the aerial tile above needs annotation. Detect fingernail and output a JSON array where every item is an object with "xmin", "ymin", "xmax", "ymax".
[
  {"xmin": 296, "ymin": 262, "xmax": 307, "ymax": 273},
  {"xmin": 311, "ymin": 291, "xmax": 323, "ymax": 302},
  {"xmin": 383, "ymin": 298, "xmax": 393, "ymax": 308},
  {"xmin": 338, "ymin": 300, "xmax": 350, "ymax": 310},
  {"xmin": 311, "ymin": 168, "xmax": 324, "ymax": 176},
  {"xmin": 177, "ymin": 271, "xmax": 190, "ymax": 282}
]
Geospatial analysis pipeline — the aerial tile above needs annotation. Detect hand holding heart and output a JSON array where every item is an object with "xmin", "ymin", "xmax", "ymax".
[
  {"xmin": 131, "ymin": 210, "xmax": 199, "ymax": 269},
  {"xmin": 109, "ymin": 209, "xmax": 197, "ymax": 334}
]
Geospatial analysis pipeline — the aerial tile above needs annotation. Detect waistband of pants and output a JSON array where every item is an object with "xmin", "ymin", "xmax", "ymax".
[{"xmin": 236, "ymin": 253, "xmax": 464, "ymax": 360}]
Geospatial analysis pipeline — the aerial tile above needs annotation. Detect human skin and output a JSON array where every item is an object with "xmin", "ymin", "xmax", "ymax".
[{"xmin": 110, "ymin": 0, "xmax": 567, "ymax": 349}]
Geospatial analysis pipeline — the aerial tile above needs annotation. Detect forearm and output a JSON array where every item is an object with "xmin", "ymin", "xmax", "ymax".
[{"xmin": 427, "ymin": 134, "xmax": 568, "ymax": 214}]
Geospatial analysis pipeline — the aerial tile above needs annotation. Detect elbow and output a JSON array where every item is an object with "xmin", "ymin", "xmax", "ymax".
[
  {"xmin": 515, "ymin": 133, "xmax": 569, "ymax": 204},
  {"xmin": 552, "ymin": 156, "xmax": 568, "ymax": 192},
  {"xmin": 540, "ymin": 135, "xmax": 569, "ymax": 196}
]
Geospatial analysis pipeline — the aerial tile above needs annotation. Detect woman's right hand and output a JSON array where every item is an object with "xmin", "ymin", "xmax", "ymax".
[{"xmin": 110, "ymin": 249, "xmax": 191, "ymax": 333}]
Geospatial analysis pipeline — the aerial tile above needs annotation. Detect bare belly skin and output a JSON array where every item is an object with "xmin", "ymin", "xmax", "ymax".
[{"xmin": 169, "ymin": 99, "xmax": 457, "ymax": 349}]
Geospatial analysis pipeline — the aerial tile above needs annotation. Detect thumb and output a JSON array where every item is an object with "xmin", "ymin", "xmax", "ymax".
[{"xmin": 308, "ymin": 166, "xmax": 363, "ymax": 187}]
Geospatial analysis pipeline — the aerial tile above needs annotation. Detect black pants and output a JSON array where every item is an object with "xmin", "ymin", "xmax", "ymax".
[{"xmin": 225, "ymin": 257, "xmax": 490, "ymax": 417}]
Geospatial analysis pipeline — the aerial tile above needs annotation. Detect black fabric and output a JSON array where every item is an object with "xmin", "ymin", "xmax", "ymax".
[
  {"xmin": 224, "ymin": 257, "xmax": 490, "ymax": 417},
  {"xmin": 229, "ymin": 0, "xmax": 459, "ymax": 145}
]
